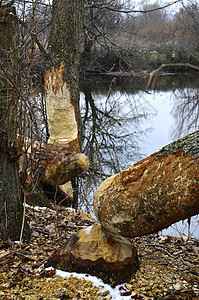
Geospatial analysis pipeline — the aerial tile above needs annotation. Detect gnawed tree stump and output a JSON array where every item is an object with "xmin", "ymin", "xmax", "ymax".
[
  {"xmin": 46, "ymin": 130, "xmax": 199, "ymax": 285},
  {"xmin": 20, "ymin": 142, "xmax": 89, "ymax": 186},
  {"xmin": 45, "ymin": 223, "xmax": 139, "ymax": 286}
]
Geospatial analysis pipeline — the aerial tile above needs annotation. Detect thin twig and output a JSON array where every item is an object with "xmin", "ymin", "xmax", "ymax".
[
  {"xmin": 0, "ymin": 61, "xmax": 48, "ymax": 145},
  {"xmin": 18, "ymin": 18, "xmax": 52, "ymax": 61},
  {"xmin": 86, "ymin": 0, "xmax": 181, "ymax": 14},
  {"xmin": 148, "ymin": 244, "xmax": 190, "ymax": 266}
]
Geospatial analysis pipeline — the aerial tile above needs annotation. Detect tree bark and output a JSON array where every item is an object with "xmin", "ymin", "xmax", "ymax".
[
  {"xmin": 48, "ymin": 0, "xmax": 84, "ymax": 139},
  {"xmin": 44, "ymin": 0, "xmax": 85, "ymax": 209},
  {"xmin": 0, "ymin": 2, "xmax": 30, "ymax": 241}
]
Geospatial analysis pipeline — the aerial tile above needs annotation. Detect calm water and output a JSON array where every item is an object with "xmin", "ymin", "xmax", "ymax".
[{"xmin": 80, "ymin": 74, "xmax": 199, "ymax": 238}]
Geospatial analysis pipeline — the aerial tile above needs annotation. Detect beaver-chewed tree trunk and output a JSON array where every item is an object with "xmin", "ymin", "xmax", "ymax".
[
  {"xmin": 43, "ymin": 0, "xmax": 84, "ymax": 207},
  {"xmin": 94, "ymin": 130, "xmax": 199, "ymax": 239},
  {"xmin": 20, "ymin": 61, "xmax": 89, "ymax": 204},
  {"xmin": 43, "ymin": 60, "xmax": 89, "ymax": 204},
  {"xmin": 46, "ymin": 130, "xmax": 199, "ymax": 286}
]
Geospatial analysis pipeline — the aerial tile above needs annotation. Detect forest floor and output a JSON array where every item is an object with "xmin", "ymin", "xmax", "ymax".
[{"xmin": 0, "ymin": 205, "xmax": 198, "ymax": 300}]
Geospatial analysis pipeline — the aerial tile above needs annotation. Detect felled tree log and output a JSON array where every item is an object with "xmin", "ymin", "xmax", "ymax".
[
  {"xmin": 46, "ymin": 131, "xmax": 199, "ymax": 285},
  {"xmin": 94, "ymin": 130, "xmax": 199, "ymax": 239}
]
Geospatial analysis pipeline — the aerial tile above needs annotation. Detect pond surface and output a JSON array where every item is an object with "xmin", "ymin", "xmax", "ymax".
[{"xmin": 80, "ymin": 73, "xmax": 199, "ymax": 238}]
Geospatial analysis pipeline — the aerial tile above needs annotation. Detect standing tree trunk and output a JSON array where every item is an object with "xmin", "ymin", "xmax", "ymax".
[
  {"xmin": 48, "ymin": 0, "xmax": 84, "ymax": 132},
  {"xmin": 0, "ymin": 2, "xmax": 30, "ymax": 241},
  {"xmin": 44, "ymin": 0, "xmax": 84, "ymax": 208}
]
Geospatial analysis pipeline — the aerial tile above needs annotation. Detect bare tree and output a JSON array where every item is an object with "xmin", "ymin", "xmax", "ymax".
[
  {"xmin": 0, "ymin": 2, "xmax": 30, "ymax": 241},
  {"xmin": 174, "ymin": 0, "xmax": 199, "ymax": 48}
]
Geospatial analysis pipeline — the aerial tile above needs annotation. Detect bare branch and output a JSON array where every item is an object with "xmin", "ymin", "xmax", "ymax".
[
  {"xmin": 18, "ymin": 18, "xmax": 52, "ymax": 61},
  {"xmin": 86, "ymin": 0, "xmax": 181, "ymax": 14}
]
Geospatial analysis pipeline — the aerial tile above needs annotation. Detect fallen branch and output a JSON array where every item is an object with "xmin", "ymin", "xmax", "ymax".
[{"xmin": 147, "ymin": 63, "xmax": 199, "ymax": 89}]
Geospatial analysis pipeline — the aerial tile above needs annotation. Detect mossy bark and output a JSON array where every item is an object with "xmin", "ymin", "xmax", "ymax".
[
  {"xmin": 155, "ymin": 130, "xmax": 199, "ymax": 160},
  {"xmin": 0, "ymin": 3, "xmax": 30, "ymax": 241}
]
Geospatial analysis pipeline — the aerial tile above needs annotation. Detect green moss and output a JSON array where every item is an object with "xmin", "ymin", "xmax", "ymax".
[
  {"xmin": 27, "ymin": 190, "xmax": 54, "ymax": 209},
  {"xmin": 156, "ymin": 130, "xmax": 199, "ymax": 160}
]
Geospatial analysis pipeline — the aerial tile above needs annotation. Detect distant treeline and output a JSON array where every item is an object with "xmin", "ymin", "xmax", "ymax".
[{"xmin": 80, "ymin": 0, "xmax": 199, "ymax": 74}]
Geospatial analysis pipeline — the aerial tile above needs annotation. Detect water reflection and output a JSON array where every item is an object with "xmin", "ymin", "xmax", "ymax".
[
  {"xmin": 80, "ymin": 77, "xmax": 153, "ymax": 174},
  {"xmin": 79, "ymin": 74, "xmax": 199, "ymax": 238},
  {"xmin": 171, "ymin": 88, "xmax": 199, "ymax": 139}
]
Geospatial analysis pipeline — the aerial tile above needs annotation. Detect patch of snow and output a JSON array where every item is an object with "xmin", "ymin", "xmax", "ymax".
[
  {"xmin": 56, "ymin": 139, "xmax": 70, "ymax": 142},
  {"xmin": 25, "ymin": 203, "xmax": 76, "ymax": 213},
  {"xmin": 83, "ymin": 225, "xmax": 93, "ymax": 235},
  {"xmin": 24, "ymin": 204, "xmax": 55, "ymax": 212},
  {"xmin": 65, "ymin": 207, "xmax": 75, "ymax": 212},
  {"xmin": 43, "ymin": 267, "xmax": 147, "ymax": 299},
  {"xmin": 56, "ymin": 269, "xmax": 133, "ymax": 299}
]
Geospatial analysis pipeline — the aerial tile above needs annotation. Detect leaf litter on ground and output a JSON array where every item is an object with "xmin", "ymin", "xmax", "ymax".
[{"xmin": 0, "ymin": 204, "xmax": 198, "ymax": 299}]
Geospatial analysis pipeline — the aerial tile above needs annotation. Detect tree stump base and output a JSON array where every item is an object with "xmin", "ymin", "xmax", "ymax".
[{"xmin": 45, "ymin": 224, "xmax": 139, "ymax": 286}]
